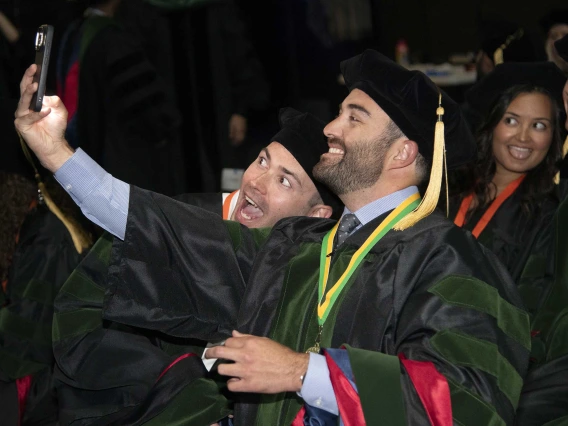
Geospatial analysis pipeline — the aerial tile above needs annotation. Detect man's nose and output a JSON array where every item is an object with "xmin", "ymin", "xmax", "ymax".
[
  {"xmin": 324, "ymin": 115, "xmax": 343, "ymax": 140},
  {"xmin": 249, "ymin": 171, "xmax": 268, "ymax": 194}
]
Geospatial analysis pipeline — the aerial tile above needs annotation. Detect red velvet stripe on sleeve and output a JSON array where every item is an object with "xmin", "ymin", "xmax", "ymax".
[{"xmin": 398, "ymin": 353, "xmax": 452, "ymax": 426}]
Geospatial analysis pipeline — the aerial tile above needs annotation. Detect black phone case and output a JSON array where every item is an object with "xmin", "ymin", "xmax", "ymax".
[{"xmin": 30, "ymin": 25, "xmax": 54, "ymax": 112}]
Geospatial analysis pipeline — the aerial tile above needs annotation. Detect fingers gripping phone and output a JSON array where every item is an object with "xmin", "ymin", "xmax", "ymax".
[{"xmin": 29, "ymin": 25, "xmax": 54, "ymax": 112}]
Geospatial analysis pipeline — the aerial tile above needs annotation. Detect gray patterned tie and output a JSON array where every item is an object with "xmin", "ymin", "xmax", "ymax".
[{"xmin": 335, "ymin": 213, "xmax": 361, "ymax": 248}]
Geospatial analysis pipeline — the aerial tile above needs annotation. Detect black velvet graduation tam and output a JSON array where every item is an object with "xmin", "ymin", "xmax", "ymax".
[
  {"xmin": 340, "ymin": 49, "xmax": 476, "ymax": 169},
  {"xmin": 555, "ymin": 34, "xmax": 568, "ymax": 63},
  {"xmin": 465, "ymin": 61, "xmax": 567, "ymax": 119},
  {"xmin": 478, "ymin": 20, "xmax": 542, "ymax": 64},
  {"xmin": 271, "ymin": 107, "xmax": 343, "ymax": 216}
]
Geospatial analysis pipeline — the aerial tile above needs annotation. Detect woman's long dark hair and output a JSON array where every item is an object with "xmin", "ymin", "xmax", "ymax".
[{"xmin": 455, "ymin": 84, "xmax": 563, "ymax": 217}]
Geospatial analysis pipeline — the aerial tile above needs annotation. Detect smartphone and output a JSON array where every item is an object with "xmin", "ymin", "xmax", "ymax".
[{"xmin": 29, "ymin": 25, "xmax": 54, "ymax": 112}]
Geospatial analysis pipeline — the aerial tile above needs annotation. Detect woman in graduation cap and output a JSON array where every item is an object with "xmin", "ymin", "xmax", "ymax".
[{"xmin": 450, "ymin": 61, "xmax": 566, "ymax": 318}]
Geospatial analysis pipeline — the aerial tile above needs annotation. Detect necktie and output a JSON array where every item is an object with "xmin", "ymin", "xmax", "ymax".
[{"xmin": 335, "ymin": 213, "xmax": 361, "ymax": 248}]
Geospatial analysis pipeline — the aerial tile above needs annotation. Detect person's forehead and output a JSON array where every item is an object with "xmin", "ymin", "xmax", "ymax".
[
  {"xmin": 343, "ymin": 88, "xmax": 375, "ymax": 106},
  {"xmin": 342, "ymin": 88, "xmax": 390, "ymax": 120},
  {"xmin": 264, "ymin": 141, "xmax": 310, "ymax": 177},
  {"xmin": 508, "ymin": 92, "xmax": 553, "ymax": 112}
]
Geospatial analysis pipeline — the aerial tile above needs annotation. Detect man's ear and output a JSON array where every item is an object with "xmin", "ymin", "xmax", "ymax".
[
  {"xmin": 307, "ymin": 204, "xmax": 333, "ymax": 219},
  {"xmin": 390, "ymin": 139, "xmax": 419, "ymax": 169}
]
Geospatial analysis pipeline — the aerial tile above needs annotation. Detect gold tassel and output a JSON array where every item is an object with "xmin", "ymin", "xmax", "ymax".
[
  {"xmin": 493, "ymin": 47, "xmax": 504, "ymax": 65},
  {"xmin": 554, "ymin": 135, "xmax": 568, "ymax": 184},
  {"xmin": 493, "ymin": 28, "xmax": 524, "ymax": 66},
  {"xmin": 17, "ymin": 132, "xmax": 92, "ymax": 254},
  {"xmin": 394, "ymin": 93, "xmax": 446, "ymax": 230},
  {"xmin": 37, "ymin": 180, "xmax": 92, "ymax": 253}
]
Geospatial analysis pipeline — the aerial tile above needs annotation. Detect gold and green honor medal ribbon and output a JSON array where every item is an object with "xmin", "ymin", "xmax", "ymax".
[{"xmin": 306, "ymin": 193, "xmax": 421, "ymax": 353}]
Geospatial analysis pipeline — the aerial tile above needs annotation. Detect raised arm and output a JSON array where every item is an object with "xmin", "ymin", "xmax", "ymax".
[
  {"xmin": 14, "ymin": 65, "xmax": 74, "ymax": 172},
  {"xmin": 15, "ymin": 65, "xmax": 129, "ymax": 239}
]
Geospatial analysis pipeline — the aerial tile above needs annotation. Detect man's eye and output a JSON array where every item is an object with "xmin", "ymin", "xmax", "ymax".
[{"xmin": 281, "ymin": 177, "xmax": 291, "ymax": 188}]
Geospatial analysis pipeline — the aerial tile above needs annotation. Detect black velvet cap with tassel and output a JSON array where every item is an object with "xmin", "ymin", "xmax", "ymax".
[
  {"xmin": 465, "ymin": 61, "xmax": 567, "ymax": 120},
  {"xmin": 478, "ymin": 21, "xmax": 542, "ymax": 65},
  {"xmin": 340, "ymin": 50, "xmax": 476, "ymax": 169},
  {"xmin": 339, "ymin": 49, "xmax": 476, "ymax": 229},
  {"xmin": 272, "ymin": 107, "xmax": 344, "ymax": 218}
]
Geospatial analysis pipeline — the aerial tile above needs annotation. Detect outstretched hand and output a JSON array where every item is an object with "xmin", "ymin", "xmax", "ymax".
[
  {"xmin": 14, "ymin": 64, "xmax": 74, "ymax": 172},
  {"xmin": 205, "ymin": 330, "xmax": 309, "ymax": 394}
]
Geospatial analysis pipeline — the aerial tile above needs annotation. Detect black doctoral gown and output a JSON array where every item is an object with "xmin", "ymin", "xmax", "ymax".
[
  {"xmin": 449, "ymin": 187, "xmax": 560, "ymax": 319},
  {"xmin": 515, "ymin": 193, "xmax": 568, "ymax": 426},
  {"xmin": 52, "ymin": 193, "xmax": 232, "ymax": 425},
  {"xmin": 101, "ymin": 186, "xmax": 531, "ymax": 426}
]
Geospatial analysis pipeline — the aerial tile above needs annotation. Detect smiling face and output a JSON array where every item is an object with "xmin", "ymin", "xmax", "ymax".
[
  {"xmin": 231, "ymin": 142, "xmax": 320, "ymax": 228},
  {"xmin": 492, "ymin": 92, "xmax": 554, "ymax": 175},
  {"xmin": 313, "ymin": 89, "xmax": 400, "ymax": 195}
]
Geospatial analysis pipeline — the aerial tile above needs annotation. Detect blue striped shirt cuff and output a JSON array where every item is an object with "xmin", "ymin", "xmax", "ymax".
[
  {"xmin": 54, "ymin": 148, "xmax": 130, "ymax": 239},
  {"xmin": 299, "ymin": 353, "xmax": 338, "ymax": 415}
]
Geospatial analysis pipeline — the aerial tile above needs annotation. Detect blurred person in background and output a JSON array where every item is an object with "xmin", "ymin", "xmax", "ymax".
[
  {"xmin": 56, "ymin": 0, "xmax": 186, "ymax": 195},
  {"xmin": 152, "ymin": 0, "xmax": 271, "ymax": 192}
]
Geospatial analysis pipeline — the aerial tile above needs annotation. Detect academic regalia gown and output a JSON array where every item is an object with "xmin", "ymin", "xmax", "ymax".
[
  {"xmin": 100, "ymin": 186, "xmax": 530, "ymax": 425},
  {"xmin": 449, "ymin": 186, "xmax": 560, "ymax": 319},
  {"xmin": 0, "ymin": 204, "xmax": 85, "ymax": 425},
  {"xmin": 515, "ymin": 194, "xmax": 568, "ymax": 426},
  {"xmin": 52, "ymin": 193, "xmax": 236, "ymax": 425}
]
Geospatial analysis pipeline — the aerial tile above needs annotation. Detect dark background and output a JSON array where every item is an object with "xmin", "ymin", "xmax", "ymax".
[
  {"xmin": 0, "ymin": 0, "xmax": 565, "ymax": 190},
  {"xmin": 2, "ymin": 0, "xmax": 565, "ymax": 111}
]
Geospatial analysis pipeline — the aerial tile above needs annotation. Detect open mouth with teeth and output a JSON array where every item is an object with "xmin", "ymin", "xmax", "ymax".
[
  {"xmin": 507, "ymin": 145, "xmax": 533, "ymax": 160},
  {"xmin": 321, "ymin": 146, "xmax": 345, "ymax": 162},
  {"xmin": 327, "ymin": 147, "xmax": 345, "ymax": 155},
  {"xmin": 237, "ymin": 194, "xmax": 264, "ymax": 221}
]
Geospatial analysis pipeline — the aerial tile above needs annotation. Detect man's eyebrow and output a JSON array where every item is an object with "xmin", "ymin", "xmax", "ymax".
[
  {"xmin": 265, "ymin": 146, "xmax": 302, "ymax": 186},
  {"xmin": 346, "ymin": 103, "xmax": 371, "ymax": 117},
  {"xmin": 280, "ymin": 166, "xmax": 302, "ymax": 187}
]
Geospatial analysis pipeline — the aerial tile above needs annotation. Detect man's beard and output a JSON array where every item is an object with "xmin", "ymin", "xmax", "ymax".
[{"xmin": 313, "ymin": 133, "xmax": 392, "ymax": 196}]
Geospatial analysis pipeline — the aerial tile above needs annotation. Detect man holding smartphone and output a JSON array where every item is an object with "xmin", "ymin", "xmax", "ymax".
[
  {"xmin": 16, "ymin": 63, "xmax": 343, "ymax": 424},
  {"xmin": 16, "ymin": 51, "xmax": 529, "ymax": 425}
]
